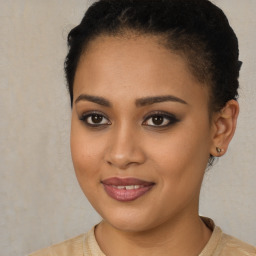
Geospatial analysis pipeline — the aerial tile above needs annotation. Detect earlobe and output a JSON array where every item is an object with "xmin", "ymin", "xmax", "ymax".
[{"xmin": 210, "ymin": 100, "xmax": 239, "ymax": 157}]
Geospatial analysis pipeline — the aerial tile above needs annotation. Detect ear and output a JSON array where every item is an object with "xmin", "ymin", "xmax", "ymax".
[{"xmin": 210, "ymin": 100, "xmax": 239, "ymax": 157}]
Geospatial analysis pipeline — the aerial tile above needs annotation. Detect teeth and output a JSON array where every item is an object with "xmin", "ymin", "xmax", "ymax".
[
  {"xmin": 116, "ymin": 186, "xmax": 125, "ymax": 189},
  {"xmin": 126, "ymin": 185, "xmax": 135, "ymax": 190},
  {"xmin": 113, "ymin": 185, "xmax": 144, "ymax": 190}
]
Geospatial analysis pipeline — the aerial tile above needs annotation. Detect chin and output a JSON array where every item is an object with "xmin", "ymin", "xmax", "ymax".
[
  {"xmin": 99, "ymin": 206, "xmax": 165, "ymax": 233},
  {"xmin": 109, "ymin": 219, "xmax": 151, "ymax": 233}
]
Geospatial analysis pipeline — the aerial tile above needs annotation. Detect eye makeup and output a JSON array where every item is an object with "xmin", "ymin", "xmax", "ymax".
[
  {"xmin": 78, "ymin": 109, "xmax": 180, "ymax": 131},
  {"xmin": 142, "ymin": 111, "xmax": 180, "ymax": 128},
  {"xmin": 79, "ymin": 111, "xmax": 111, "ymax": 128}
]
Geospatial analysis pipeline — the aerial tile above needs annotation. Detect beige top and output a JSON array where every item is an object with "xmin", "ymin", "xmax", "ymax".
[{"xmin": 29, "ymin": 218, "xmax": 256, "ymax": 256}]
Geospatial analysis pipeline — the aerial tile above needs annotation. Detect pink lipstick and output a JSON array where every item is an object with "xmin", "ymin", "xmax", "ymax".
[{"xmin": 101, "ymin": 177, "xmax": 155, "ymax": 202}]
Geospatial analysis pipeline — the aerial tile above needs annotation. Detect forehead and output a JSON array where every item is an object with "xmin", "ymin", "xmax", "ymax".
[{"xmin": 74, "ymin": 35, "xmax": 209, "ymax": 106}]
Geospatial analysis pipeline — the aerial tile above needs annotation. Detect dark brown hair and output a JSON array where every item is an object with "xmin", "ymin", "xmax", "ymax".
[{"xmin": 65, "ymin": 0, "xmax": 241, "ymax": 113}]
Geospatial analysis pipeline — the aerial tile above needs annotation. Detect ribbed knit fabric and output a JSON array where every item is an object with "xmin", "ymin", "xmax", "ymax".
[
  {"xmin": 29, "ymin": 234, "xmax": 86, "ymax": 256},
  {"xmin": 199, "ymin": 218, "xmax": 256, "ymax": 256},
  {"xmin": 29, "ymin": 217, "xmax": 256, "ymax": 256}
]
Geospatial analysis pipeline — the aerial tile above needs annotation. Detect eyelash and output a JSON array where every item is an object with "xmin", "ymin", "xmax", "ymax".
[
  {"xmin": 142, "ymin": 111, "xmax": 179, "ymax": 128},
  {"xmin": 79, "ymin": 111, "xmax": 111, "ymax": 127},
  {"xmin": 79, "ymin": 111, "xmax": 179, "ymax": 128}
]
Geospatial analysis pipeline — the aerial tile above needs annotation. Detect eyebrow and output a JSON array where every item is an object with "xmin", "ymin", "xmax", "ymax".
[
  {"xmin": 74, "ymin": 94, "xmax": 187, "ymax": 107},
  {"xmin": 135, "ymin": 95, "xmax": 188, "ymax": 107},
  {"xmin": 75, "ymin": 94, "xmax": 112, "ymax": 107}
]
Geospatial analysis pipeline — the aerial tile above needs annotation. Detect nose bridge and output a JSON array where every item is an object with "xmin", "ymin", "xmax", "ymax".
[{"xmin": 105, "ymin": 122, "xmax": 145, "ymax": 169}]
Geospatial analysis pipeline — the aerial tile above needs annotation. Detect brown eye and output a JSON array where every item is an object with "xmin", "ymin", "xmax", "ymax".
[
  {"xmin": 91, "ymin": 114, "xmax": 103, "ymax": 124},
  {"xmin": 152, "ymin": 116, "xmax": 164, "ymax": 125},
  {"xmin": 80, "ymin": 112, "xmax": 111, "ymax": 127},
  {"xmin": 143, "ymin": 113, "xmax": 179, "ymax": 127},
  {"xmin": 87, "ymin": 114, "xmax": 109, "ymax": 125}
]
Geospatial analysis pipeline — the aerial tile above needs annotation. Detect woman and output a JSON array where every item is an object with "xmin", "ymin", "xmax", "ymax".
[{"xmin": 30, "ymin": 0, "xmax": 256, "ymax": 255}]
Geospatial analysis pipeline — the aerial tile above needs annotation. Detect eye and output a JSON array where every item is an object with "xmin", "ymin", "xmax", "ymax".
[
  {"xmin": 143, "ymin": 112, "xmax": 179, "ymax": 127},
  {"xmin": 79, "ymin": 112, "xmax": 111, "ymax": 127}
]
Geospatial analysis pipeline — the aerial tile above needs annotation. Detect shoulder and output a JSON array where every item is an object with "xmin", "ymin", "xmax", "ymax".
[
  {"xmin": 217, "ymin": 233, "xmax": 256, "ymax": 256},
  {"xmin": 200, "ymin": 217, "xmax": 256, "ymax": 256},
  {"xmin": 28, "ymin": 234, "xmax": 85, "ymax": 256}
]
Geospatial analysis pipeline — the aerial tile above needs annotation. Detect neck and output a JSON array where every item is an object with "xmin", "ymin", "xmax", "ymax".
[{"xmin": 95, "ymin": 212, "xmax": 212, "ymax": 256}]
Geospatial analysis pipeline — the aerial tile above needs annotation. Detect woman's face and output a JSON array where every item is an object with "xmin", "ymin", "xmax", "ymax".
[{"xmin": 71, "ymin": 35, "xmax": 215, "ymax": 232}]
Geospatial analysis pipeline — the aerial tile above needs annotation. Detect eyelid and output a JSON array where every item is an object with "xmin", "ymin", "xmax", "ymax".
[
  {"xmin": 79, "ymin": 110, "xmax": 108, "ymax": 116},
  {"xmin": 79, "ymin": 111, "xmax": 111, "ymax": 126},
  {"xmin": 143, "ymin": 110, "xmax": 177, "ymax": 120},
  {"xmin": 142, "ymin": 111, "xmax": 179, "ymax": 127}
]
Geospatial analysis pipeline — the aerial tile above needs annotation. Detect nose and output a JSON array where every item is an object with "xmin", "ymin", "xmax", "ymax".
[{"xmin": 104, "ymin": 125, "xmax": 146, "ymax": 170}]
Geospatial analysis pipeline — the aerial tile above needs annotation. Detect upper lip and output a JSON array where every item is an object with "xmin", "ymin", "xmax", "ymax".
[{"xmin": 101, "ymin": 177, "xmax": 155, "ymax": 186}]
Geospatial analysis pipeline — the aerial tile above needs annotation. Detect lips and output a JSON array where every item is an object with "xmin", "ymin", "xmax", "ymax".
[{"xmin": 101, "ymin": 177, "xmax": 155, "ymax": 202}]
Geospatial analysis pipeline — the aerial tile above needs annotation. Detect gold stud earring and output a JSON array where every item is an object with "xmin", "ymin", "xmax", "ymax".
[{"xmin": 216, "ymin": 147, "xmax": 222, "ymax": 153}]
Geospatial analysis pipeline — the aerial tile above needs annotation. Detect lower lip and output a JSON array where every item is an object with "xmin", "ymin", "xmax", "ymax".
[{"xmin": 103, "ymin": 184, "xmax": 154, "ymax": 202}]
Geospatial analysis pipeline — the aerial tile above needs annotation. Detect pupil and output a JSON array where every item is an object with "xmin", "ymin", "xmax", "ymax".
[
  {"xmin": 153, "ymin": 116, "xmax": 163, "ymax": 125},
  {"xmin": 92, "ymin": 114, "xmax": 103, "ymax": 123}
]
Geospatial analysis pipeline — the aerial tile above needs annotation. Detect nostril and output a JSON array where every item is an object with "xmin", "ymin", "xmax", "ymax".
[
  {"xmin": 106, "ymin": 160, "xmax": 113, "ymax": 166},
  {"xmin": 104, "ymin": 135, "xmax": 146, "ymax": 169}
]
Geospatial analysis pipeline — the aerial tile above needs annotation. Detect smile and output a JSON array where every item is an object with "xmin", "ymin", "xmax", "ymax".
[
  {"xmin": 112, "ymin": 185, "xmax": 145, "ymax": 190},
  {"xmin": 101, "ymin": 177, "xmax": 155, "ymax": 202}
]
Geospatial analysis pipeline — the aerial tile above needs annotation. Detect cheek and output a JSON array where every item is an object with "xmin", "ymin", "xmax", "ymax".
[
  {"xmin": 70, "ymin": 120, "xmax": 104, "ymax": 182},
  {"xmin": 148, "ymin": 129, "xmax": 210, "ymax": 167},
  {"xmin": 70, "ymin": 125, "xmax": 107, "ymax": 206},
  {"xmin": 146, "ymin": 122, "xmax": 211, "ymax": 188}
]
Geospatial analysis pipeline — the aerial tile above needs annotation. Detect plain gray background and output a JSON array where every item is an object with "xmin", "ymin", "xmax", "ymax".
[{"xmin": 0, "ymin": 1, "xmax": 255, "ymax": 255}]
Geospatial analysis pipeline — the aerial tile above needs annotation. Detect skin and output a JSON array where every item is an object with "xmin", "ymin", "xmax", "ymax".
[{"xmin": 70, "ymin": 35, "xmax": 239, "ymax": 256}]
